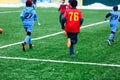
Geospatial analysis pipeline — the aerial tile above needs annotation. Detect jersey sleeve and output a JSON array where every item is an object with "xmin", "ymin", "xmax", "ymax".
[
  {"xmin": 20, "ymin": 10, "xmax": 25, "ymax": 21},
  {"xmin": 106, "ymin": 12, "xmax": 111, "ymax": 18},
  {"xmin": 33, "ymin": 10, "xmax": 39, "ymax": 23},
  {"xmin": 119, "ymin": 13, "xmax": 120, "ymax": 22},
  {"xmin": 63, "ymin": 10, "xmax": 67, "ymax": 18},
  {"xmin": 79, "ymin": 10, "xmax": 83, "ymax": 19}
]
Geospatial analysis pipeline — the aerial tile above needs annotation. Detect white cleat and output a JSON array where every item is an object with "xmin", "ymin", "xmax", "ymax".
[{"xmin": 107, "ymin": 40, "xmax": 111, "ymax": 46}]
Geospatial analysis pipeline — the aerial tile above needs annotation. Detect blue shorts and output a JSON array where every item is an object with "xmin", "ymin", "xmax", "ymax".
[
  {"xmin": 110, "ymin": 23, "xmax": 118, "ymax": 32},
  {"xmin": 24, "ymin": 25, "xmax": 33, "ymax": 32}
]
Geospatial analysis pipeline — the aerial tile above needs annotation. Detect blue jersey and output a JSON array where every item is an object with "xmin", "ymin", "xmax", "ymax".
[
  {"xmin": 106, "ymin": 11, "xmax": 120, "ymax": 32},
  {"xmin": 109, "ymin": 11, "xmax": 120, "ymax": 26},
  {"xmin": 20, "ymin": 7, "xmax": 38, "ymax": 28}
]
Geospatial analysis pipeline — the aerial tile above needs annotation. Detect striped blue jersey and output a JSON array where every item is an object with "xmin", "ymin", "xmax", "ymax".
[
  {"xmin": 20, "ymin": 7, "xmax": 38, "ymax": 26},
  {"xmin": 109, "ymin": 11, "xmax": 120, "ymax": 25}
]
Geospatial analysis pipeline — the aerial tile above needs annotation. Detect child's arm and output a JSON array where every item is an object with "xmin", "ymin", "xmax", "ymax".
[
  {"xmin": 105, "ymin": 12, "xmax": 111, "ymax": 20},
  {"xmin": 34, "ymin": 12, "xmax": 40, "ymax": 26},
  {"xmin": 20, "ymin": 10, "xmax": 24, "ymax": 21}
]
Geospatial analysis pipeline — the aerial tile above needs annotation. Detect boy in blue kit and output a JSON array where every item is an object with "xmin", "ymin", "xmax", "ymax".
[
  {"xmin": 20, "ymin": 0, "xmax": 40, "ymax": 51},
  {"xmin": 105, "ymin": 5, "xmax": 120, "ymax": 46},
  {"xmin": 32, "ymin": 0, "xmax": 37, "ymax": 9}
]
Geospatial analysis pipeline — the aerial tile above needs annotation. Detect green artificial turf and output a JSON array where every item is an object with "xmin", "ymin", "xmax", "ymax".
[{"xmin": 0, "ymin": 8, "xmax": 120, "ymax": 80}]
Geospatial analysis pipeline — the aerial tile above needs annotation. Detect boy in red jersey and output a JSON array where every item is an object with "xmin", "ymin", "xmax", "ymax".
[
  {"xmin": 61, "ymin": 0, "xmax": 84, "ymax": 58},
  {"xmin": 66, "ymin": 0, "xmax": 72, "ymax": 9},
  {"xmin": 58, "ymin": 0, "xmax": 67, "ymax": 29}
]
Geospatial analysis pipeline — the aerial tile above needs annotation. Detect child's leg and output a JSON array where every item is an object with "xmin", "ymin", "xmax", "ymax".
[
  {"xmin": 24, "ymin": 32, "xmax": 31, "ymax": 44},
  {"xmin": 108, "ymin": 25, "xmax": 116, "ymax": 41},
  {"xmin": 59, "ymin": 13, "xmax": 63, "ymax": 23},
  {"xmin": 22, "ymin": 26, "xmax": 33, "ymax": 51},
  {"xmin": 107, "ymin": 25, "xmax": 117, "ymax": 46},
  {"xmin": 67, "ymin": 33, "xmax": 78, "ymax": 57},
  {"xmin": 108, "ymin": 31, "xmax": 115, "ymax": 41},
  {"xmin": 70, "ymin": 45, "xmax": 74, "ymax": 56}
]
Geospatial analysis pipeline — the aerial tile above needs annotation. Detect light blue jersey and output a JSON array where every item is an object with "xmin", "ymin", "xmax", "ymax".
[
  {"xmin": 21, "ymin": 0, "xmax": 40, "ymax": 51},
  {"xmin": 109, "ymin": 11, "xmax": 120, "ymax": 32},
  {"xmin": 20, "ymin": 7, "xmax": 38, "ymax": 32},
  {"xmin": 105, "ymin": 6, "xmax": 120, "ymax": 45}
]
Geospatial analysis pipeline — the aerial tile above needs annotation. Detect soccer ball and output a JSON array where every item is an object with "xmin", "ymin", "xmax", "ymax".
[{"xmin": 0, "ymin": 28, "xmax": 3, "ymax": 34}]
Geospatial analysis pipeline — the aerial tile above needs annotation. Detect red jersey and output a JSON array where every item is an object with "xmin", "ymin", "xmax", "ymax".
[
  {"xmin": 59, "ymin": 3, "xmax": 67, "ymax": 14},
  {"xmin": 63, "ymin": 8, "xmax": 83, "ymax": 33},
  {"xmin": 66, "ymin": 3, "xmax": 72, "ymax": 9}
]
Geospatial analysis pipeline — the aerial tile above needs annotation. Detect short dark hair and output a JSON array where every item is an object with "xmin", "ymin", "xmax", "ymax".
[
  {"xmin": 26, "ymin": 0, "xmax": 32, "ymax": 7},
  {"xmin": 113, "ymin": 5, "xmax": 118, "ymax": 11},
  {"xmin": 70, "ymin": 0, "xmax": 77, "ymax": 7}
]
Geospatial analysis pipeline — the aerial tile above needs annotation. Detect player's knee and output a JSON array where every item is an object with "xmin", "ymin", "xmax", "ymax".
[
  {"xmin": 111, "ymin": 31, "xmax": 115, "ymax": 34},
  {"xmin": 71, "ymin": 39, "xmax": 77, "ymax": 45},
  {"xmin": 27, "ymin": 32, "xmax": 31, "ymax": 36}
]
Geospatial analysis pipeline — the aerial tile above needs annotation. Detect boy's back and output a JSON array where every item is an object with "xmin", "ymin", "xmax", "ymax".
[
  {"xmin": 20, "ymin": 7, "xmax": 37, "ymax": 26},
  {"xmin": 109, "ymin": 11, "xmax": 120, "ymax": 25},
  {"xmin": 64, "ymin": 8, "xmax": 83, "ymax": 33}
]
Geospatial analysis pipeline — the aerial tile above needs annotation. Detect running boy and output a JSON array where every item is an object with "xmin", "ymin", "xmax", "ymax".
[
  {"xmin": 61, "ymin": 0, "xmax": 84, "ymax": 58},
  {"xmin": 20, "ymin": 0, "xmax": 40, "ymax": 51},
  {"xmin": 66, "ymin": 0, "xmax": 72, "ymax": 9},
  {"xmin": 105, "ymin": 5, "xmax": 120, "ymax": 46},
  {"xmin": 32, "ymin": 0, "xmax": 37, "ymax": 9},
  {"xmin": 58, "ymin": 0, "xmax": 67, "ymax": 29}
]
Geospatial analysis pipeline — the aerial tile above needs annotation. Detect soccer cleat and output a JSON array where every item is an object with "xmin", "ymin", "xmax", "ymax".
[
  {"xmin": 112, "ymin": 39, "xmax": 114, "ymax": 42},
  {"xmin": 22, "ymin": 43, "xmax": 26, "ymax": 51},
  {"xmin": 29, "ymin": 44, "xmax": 34, "ymax": 49},
  {"xmin": 70, "ymin": 54, "xmax": 75, "ymax": 58},
  {"xmin": 67, "ymin": 38, "xmax": 71, "ymax": 48},
  {"xmin": 64, "ymin": 32, "xmax": 67, "ymax": 37},
  {"xmin": 107, "ymin": 40, "xmax": 111, "ymax": 46}
]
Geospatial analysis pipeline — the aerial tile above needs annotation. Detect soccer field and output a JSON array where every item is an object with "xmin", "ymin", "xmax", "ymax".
[{"xmin": 0, "ymin": 7, "xmax": 120, "ymax": 80}]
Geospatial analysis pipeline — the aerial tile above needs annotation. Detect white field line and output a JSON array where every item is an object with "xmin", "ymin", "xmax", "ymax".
[
  {"xmin": 0, "ymin": 56, "xmax": 120, "ymax": 68},
  {"xmin": 0, "ymin": 10, "xmax": 21, "ymax": 14},
  {"xmin": 0, "ymin": 20, "xmax": 109, "ymax": 49}
]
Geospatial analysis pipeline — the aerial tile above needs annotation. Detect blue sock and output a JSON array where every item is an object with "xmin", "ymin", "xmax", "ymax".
[
  {"xmin": 109, "ymin": 33, "xmax": 114, "ymax": 41},
  {"xmin": 29, "ymin": 37, "xmax": 32, "ymax": 44},
  {"xmin": 24, "ymin": 35, "xmax": 30, "ymax": 44},
  {"xmin": 113, "ymin": 33, "xmax": 116, "ymax": 40}
]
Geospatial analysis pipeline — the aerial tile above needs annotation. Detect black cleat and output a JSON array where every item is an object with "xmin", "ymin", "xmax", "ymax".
[
  {"xmin": 22, "ymin": 43, "xmax": 26, "ymax": 51},
  {"xmin": 112, "ymin": 39, "xmax": 114, "ymax": 42},
  {"xmin": 29, "ymin": 44, "xmax": 34, "ymax": 49}
]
